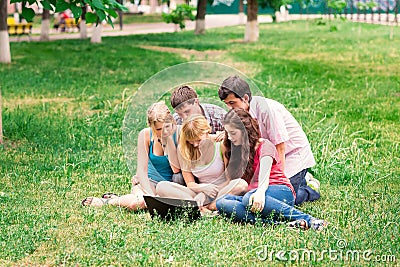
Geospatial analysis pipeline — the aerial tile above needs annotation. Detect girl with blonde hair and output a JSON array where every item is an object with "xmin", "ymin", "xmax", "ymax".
[
  {"xmin": 82, "ymin": 102, "xmax": 182, "ymax": 210},
  {"xmin": 156, "ymin": 115, "xmax": 248, "ymax": 211}
]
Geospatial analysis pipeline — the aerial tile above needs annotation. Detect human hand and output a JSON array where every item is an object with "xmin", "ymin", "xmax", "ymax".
[
  {"xmin": 161, "ymin": 123, "xmax": 176, "ymax": 141},
  {"xmin": 214, "ymin": 131, "xmax": 225, "ymax": 142},
  {"xmin": 200, "ymin": 183, "xmax": 219, "ymax": 199},
  {"xmin": 249, "ymin": 190, "xmax": 265, "ymax": 213}
]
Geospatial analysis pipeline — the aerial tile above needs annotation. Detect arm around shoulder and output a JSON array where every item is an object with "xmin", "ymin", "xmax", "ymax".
[
  {"xmin": 221, "ymin": 142, "xmax": 229, "ymax": 176},
  {"xmin": 164, "ymin": 125, "xmax": 181, "ymax": 173},
  {"xmin": 135, "ymin": 128, "xmax": 155, "ymax": 195}
]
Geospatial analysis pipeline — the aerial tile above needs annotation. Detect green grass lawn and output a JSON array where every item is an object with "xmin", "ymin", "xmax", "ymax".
[
  {"xmin": 0, "ymin": 20, "xmax": 399, "ymax": 266},
  {"xmin": 122, "ymin": 13, "xmax": 164, "ymax": 24}
]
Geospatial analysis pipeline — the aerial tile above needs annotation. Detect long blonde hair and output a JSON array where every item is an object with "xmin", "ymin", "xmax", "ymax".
[
  {"xmin": 147, "ymin": 102, "xmax": 175, "ymax": 138},
  {"xmin": 179, "ymin": 115, "xmax": 211, "ymax": 162}
]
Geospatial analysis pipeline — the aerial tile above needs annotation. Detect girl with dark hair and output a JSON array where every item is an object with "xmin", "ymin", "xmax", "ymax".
[
  {"xmin": 156, "ymin": 115, "xmax": 248, "ymax": 211},
  {"xmin": 217, "ymin": 109, "xmax": 327, "ymax": 230},
  {"xmin": 219, "ymin": 75, "xmax": 320, "ymax": 206}
]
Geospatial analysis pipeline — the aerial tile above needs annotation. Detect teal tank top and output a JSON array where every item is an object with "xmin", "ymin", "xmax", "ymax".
[{"xmin": 148, "ymin": 131, "xmax": 174, "ymax": 182}]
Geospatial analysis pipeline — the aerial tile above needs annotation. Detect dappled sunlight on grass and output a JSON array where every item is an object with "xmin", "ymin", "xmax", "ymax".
[{"xmin": 0, "ymin": 20, "xmax": 399, "ymax": 265}]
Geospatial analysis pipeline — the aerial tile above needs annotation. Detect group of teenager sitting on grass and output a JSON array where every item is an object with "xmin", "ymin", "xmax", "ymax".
[{"xmin": 82, "ymin": 75, "xmax": 327, "ymax": 231}]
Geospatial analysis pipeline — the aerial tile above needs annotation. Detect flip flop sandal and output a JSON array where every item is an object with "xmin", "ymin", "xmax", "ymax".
[
  {"xmin": 81, "ymin": 197, "xmax": 93, "ymax": 207},
  {"xmin": 101, "ymin": 192, "xmax": 120, "ymax": 199},
  {"xmin": 287, "ymin": 219, "xmax": 309, "ymax": 230},
  {"xmin": 81, "ymin": 197, "xmax": 110, "ymax": 207}
]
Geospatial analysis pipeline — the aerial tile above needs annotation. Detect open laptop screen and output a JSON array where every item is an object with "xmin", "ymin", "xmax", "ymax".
[{"xmin": 143, "ymin": 196, "xmax": 201, "ymax": 221}]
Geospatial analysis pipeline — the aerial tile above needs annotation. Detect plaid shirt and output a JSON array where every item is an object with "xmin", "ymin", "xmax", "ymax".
[{"xmin": 173, "ymin": 103, "xmax": 226, "ymax": 134}]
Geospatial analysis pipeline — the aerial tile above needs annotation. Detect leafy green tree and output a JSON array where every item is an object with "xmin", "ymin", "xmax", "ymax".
[
  {"xmin": 328, "ymin": 0, "xmax": 347, "ymax": 18},
  {"xmin": 162, "ymin": 4, "xmax": 195, "ymax": 30},
  {"xmin": 356, "ymin": 0, "xmax": 378, "ymax": 17},
  {"xmin": 258, "ymin": 0, "xmax": 291, "ymax": 16},
  {"xmin": 18, "ymin": 0, "xmax": 126, "ymax": 25},
  {"xmin": 259, "ymin": 0, "xmax": 283, "ymax": 12},
  {"xmin": 0, "ymin": 0, "xmax": 127, "ymax": 64},
  {"xmin": 355, "ymin": 1, "xmax": 378, "ymax": 33},
  {"xmin": 0, "ymin": 0, "xmax": 127, "ymax": 141},
  {"xmin": 327, "ymin": 0, "xmax": 347, "ymax": 31}
]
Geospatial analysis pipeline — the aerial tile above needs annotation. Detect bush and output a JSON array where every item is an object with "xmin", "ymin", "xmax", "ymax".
[{"xmin": 162, "ymin": 4, "xmax": 195, "ymax": 30}]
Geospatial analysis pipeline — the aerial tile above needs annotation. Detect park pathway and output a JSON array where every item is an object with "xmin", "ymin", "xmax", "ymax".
[
  {"xmin": 11, "ymin": 14, "xmax": 397, "ymax": 42},
  {"xmin": 9, "ymin": 14, "xmax": 273, "ymax": 42}
]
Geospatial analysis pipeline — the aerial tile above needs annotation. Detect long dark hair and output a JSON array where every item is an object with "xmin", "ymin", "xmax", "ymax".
[{"xmin": 223, "ymin": 108, "xmax": 261, "ymax": 184}]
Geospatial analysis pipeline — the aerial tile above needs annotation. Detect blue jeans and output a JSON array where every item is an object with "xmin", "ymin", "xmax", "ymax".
[
  {"xmin": 216, "ymin": 185, "xmax": 313, "ymax": 225},
  {"xmin": 290, "ymin": 169, "xmax": 320, "ymax": 205}
]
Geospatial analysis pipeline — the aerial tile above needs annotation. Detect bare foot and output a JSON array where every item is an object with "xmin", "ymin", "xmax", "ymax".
[
  {"xmin": 101, "ymin": 192, "xmax": 120, "ymax": 199},
  {"xmin": 194, "ymin": 192, "xmax": 206, "ymax": 207},
  {"xmin": 200, "ymin": 206, "xmax": 219, "ymax": 217},
  {"xmin": 81, "ymin": 197, "xmax": 108, "ymax": 207},
  {"xmin": 287, "ymin": 219, "xmax": 309, "ymax": 230},
  {"xmin": 206, "ymin": 201, "xmax": 217, "ymax": 211}
]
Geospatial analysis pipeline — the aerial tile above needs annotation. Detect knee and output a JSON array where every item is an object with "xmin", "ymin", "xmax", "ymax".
[
  {"xmin": 216, "ymin": 197, "xmax": 228, "ymax": 211},
  {"xmin": 229, "ymin": 178, "xmax": 249, "ymax": 195},
  {"xmin": 155, "ymin": 181, "xmax": 170, "ymax": 196},
  {"xmin": 237, "ymin": 179, "xmax": 249, "ymax": 193},
  {"xmin": 242, "ymin": 190, "xmax": 256, "ymax": 206},
  {"xmin": 242, "ymin": 195, "xmax": 250, "ymax": 207}
]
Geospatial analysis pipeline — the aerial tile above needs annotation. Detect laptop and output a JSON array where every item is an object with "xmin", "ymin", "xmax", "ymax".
[{"xmin": 143, "ymin": 195, "xmax": 201, "ymax": 221}]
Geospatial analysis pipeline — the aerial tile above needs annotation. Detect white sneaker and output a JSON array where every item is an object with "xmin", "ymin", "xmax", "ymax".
[
  {"xmin": 305, "ymin": 172, "xmax": 320, "ymax": 192},
  {"xmin": 310, "ymin": 219, "xmax": 328, "ymax": 231}
]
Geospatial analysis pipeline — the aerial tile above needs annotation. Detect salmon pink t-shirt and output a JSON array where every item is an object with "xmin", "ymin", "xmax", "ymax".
[
  {"xmin": 249, "ymin": 96, "xmax": 316, "ymax": 179},
  {"xmin": 248, "ymin": 139, "xmax": 296, "ymax": 197}
]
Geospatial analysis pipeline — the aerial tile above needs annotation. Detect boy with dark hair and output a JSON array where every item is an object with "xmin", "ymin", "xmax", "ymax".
[
  {"xmin": 171, "ymin": 85, "xmax": 226, "ymax": 140},
  {"xmin": 218, "ymin": 75, "xmax": 320, "ymax": 205}
]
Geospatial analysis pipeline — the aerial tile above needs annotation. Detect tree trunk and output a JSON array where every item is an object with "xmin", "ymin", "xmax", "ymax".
[
  {"xmin": 275, "ymin": 11, "xmax": 282, "ymax": 22},
  {"xmin": 150, "ymin": 0, "xmax": 157, "ymax": 13},
  {"xmin": 195, "ymin": 0, "xmax": 207, "ymax": 34},
  {"xmin": 80, "ymin": 5, "xmax": 87, "ymax": 39},
  {"xmin": 40, "ymin": 9, "xmax": 50, "ymax": 41},
  {"xmin": 245, "ymin": 0, "xmax": 258, "ymax": 42},
  {"xmin": 91, "ymin": 23, "xmax": 102, "ymax": 43},
  {"xmin": 0, "ymin": 0, "xmax": 11, "ymax": 63},
  {"xmin": 238, "ymin": 0, "xmax": 245, "ymax": 24},
  {"xmin": 117, "ymin": 0, "xmax": 123, "ymax": 30}
]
